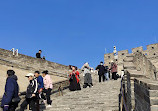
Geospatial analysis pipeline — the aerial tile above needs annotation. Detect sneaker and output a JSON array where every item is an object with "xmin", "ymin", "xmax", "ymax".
[{"xmin": 46, "ymin": 105, "xmax": 52, "ymax": 108}]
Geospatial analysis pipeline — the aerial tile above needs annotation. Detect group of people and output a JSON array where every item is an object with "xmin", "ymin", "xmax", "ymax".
[
  {"xmin": 68, "ymin": 62, "xmax": 94, "ymax": 91},
  {"xmin": 68, "ymin": 60, "xmax": 118, "ymax": 92},
  {"xmin": 1, "ymin": 70, "xmax": 53, "ymax": 111},
  {"xmin": 96, "ymin": 61, "xmax": 118, "ymax": 82}
]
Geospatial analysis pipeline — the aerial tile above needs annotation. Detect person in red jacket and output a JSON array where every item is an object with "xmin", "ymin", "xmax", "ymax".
[{"xmin": 69, "ymin": 65, "xmax": 81, "ymax": 91}]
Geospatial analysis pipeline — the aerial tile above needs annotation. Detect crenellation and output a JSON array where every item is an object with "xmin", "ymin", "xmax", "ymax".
[
  {"xmin": 104, "ymin": 43, "xmax": 158, "ymax": 74},
  {"xmin": 118, "ymin": 50, "xmax": 129, "ymax": 64},
  {"xmin": 132, "ymin": 46, "xmax": 143, "ymax": 53}
]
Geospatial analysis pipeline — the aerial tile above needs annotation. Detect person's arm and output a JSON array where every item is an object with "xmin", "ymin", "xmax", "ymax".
[
  {"xmin": 76, "ymin": 71, "xmax": 80, "ymax": 77},
  {"xmin": 39, "ymin": 77, "xmax": 44, "ymax": 93},
  {"xmin": 32, "ymin": 79, "xmax": 38, "ymax": 96},
  {"xmin": 20, "ymin": 92, "xmax": 26, "ymax": 95},
  {"xmin": 48, "ymin": 76, "xmax": 53, "ymax": 89},
  {"xmin": 96, "ymin": 66, "xmax": 98, "ymax": 70}
]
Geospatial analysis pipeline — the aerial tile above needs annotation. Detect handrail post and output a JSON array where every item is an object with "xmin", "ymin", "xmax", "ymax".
[
  {"xmin": 10, "ymin": 48, "xmax": 15, "ymax": 56},
  {"xmin": 15, "ymin": 49, "xmax": 18, "ymax": 56},
  {"xmin": 10, "ymin": 48, "xmax": 19, "ymax": 56}
]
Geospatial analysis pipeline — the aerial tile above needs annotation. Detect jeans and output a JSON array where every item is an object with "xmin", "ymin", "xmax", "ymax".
[{"xmin": 104, "ymin": 73, "xmax": 109, "ymax": 80}]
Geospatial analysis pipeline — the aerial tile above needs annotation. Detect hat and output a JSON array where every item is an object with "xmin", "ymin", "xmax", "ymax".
[
  {"xmin": 100, "ymin": 61, "xmax": 103, "ymax": 63},
  {"xmin": 25, "ymin": 73, "xmax": 34, "ymax": 77}
]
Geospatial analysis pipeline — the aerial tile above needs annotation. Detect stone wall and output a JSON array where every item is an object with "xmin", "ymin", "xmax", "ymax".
[
  {"xmin": 104, "ymin": 43, "xmax": 158, "ymax": 74},
  {"xmin": 0, "ymin": 48, "xmax": 69, "ymax": 77},
  {"xmin": 133, "ymin": 52, "xmax": 157, "ymax": 80},
  {"xmin": 134, "ymin": 78, "xmax": 158, "ymax": 111},
  {"xmin": 123, "ymin": 51, "xmax": 158, "ymax": 111}
]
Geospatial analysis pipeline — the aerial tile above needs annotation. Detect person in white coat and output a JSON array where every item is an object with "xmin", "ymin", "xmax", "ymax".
[{"xmin": 81, "ymin": 62, "xmax": 93, "ymax": 88}]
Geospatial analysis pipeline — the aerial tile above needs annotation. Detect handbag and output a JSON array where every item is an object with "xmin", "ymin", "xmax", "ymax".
[{"xmin": 69, "ymin": 75, "xmax": 73, "ymax": 81}]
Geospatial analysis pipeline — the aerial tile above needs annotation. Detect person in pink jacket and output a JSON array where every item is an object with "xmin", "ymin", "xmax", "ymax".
[{"xmin": 42, "ymin": 70, "xmax": 53, "ymax": 108}]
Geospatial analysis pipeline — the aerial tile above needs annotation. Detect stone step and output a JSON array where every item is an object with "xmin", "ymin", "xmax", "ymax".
[
  {"xmin": 150, "ymin": 90, "xmax": 158, "ymax": 97},
  {"xmin": 150, "ymin": 97, "xmax": 158, "ymax": 105},
  {"xmin": 151, "ymin": 105, "xmax": 158, "ymax": 111},
  {"xmin": 126, "ymin": 54, "xmax": 134, "ymax": 57},
  {"xmin": 124, "ymin": 62, "xmax": 136, "ymax": 69},
  {"xmin": 127, "ymin": 70, "xmax": 142, "ymax": 75},
  {"xmin": 45, "ymin": 76, "xmax": 121, "ymax": 111},
  {"xmin": 123, "ymin": 57, "xmax": 134, "ymax": 62}
]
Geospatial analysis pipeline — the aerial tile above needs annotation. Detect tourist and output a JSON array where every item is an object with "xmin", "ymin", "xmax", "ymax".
[
  {"xmin": 1, "ymin": 70, "xmax": 20, "ymax": 111},
  {"xmin": 69, "ymin": 65, "xmax": 81, "ymax": 91},
  {"xmin": 110, "ymin": 60, "xmax": 118, "ymax": 80},
  {"xmin": 104, "ymin": 64, "xmax": 109, "ymax": 81},
  {"xmin": 34, "ymin": 71, "xmax": 44, "ymax": 98},
  {"xmin": 96, "ymin": 61, "xmax": 105, "ymax": 82},
  {"xmin": 81, "ymin": 62, "xmax": 93, "ymax": 88},
  {"xmin": 20, "ymin": 73, "xmax": 38, "ymax": 111},
  {"xmin": 36, "ymin": 50, "xmax": 42, "ymax": 59},
  {"xmin": 42, "ymin": 70, "xmax": 53, "ymax": 108}
]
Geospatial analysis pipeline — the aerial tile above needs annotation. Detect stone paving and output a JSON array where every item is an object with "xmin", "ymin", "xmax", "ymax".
[{"xmin": 46, "ymin": 74, "xmax": 121, "ymax": 111}]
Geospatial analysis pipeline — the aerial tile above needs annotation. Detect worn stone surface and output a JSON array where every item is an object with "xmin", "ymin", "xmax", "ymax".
[{"xmin": 46, "ymin": 74, "xmax": 121, "ymax": 111}]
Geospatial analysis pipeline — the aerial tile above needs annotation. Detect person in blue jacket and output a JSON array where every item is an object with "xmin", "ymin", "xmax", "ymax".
[
  {"xmin": 34, "ymin": 71, "xmax": 44, "ymax": 97},
  {"xmin": 1, "ymin": 70, "xmax": 19, "ymax": 111}
]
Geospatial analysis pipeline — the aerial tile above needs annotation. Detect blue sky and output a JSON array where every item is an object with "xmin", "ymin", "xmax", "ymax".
[{"xmin": 0, "ymin": 0, "xmax": 158, "ymax": 68}]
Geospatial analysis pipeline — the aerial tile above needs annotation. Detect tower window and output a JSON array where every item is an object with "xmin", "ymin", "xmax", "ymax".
[
  {"xmin": 152, "ymin": 47, "xmax": 154, "ymax": 49},
  {"xmin": 122, "ymin": 53, "xmax": 125, "ymax": 55},
  {"xmin": 108, "ymin": 56, "xmax": 110, "ymax": 59}
]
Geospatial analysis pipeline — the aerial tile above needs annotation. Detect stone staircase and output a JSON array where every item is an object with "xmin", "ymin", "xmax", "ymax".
[
  {"xmin": 123, "ymin": 53, "xmax": 158, "ymax": 111},
  {"xmin": 46, "ymin": 74, "xmax": 121, "ymax": 111}
]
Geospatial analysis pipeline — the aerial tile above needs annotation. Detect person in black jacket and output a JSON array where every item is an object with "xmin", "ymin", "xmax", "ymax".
[
  {"xmin": 20, "ymin": 73, "xmax": 38, "ymax": 111},
  {"xmin": 96, "ymin": 61, "xmax": 105, "ymax": 82},
  {"xmin": 36, "ymin": 50, "xmax": 42, "ymax": 59},
  {"xmin": 1, "ymin": 70, "xmax": 19, "ymax": 111}
]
